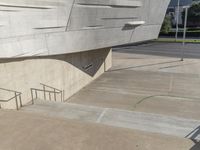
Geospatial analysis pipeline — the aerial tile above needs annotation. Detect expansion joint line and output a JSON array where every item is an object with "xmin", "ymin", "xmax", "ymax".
[
  {"xmin": 96, "ymin": 108, "xmax": 108, "ymax": 123},
  {"xmin": 65, "ymin": 0, "xmax": 76, "ymax": 32},
  {"xmin": 129, "ymin": 29, "xmax": 135, "ymax": 43}
]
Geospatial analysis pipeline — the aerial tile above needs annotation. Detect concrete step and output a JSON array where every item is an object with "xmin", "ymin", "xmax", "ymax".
[{"xmin": 21, "ymin": 100, "xmax": 200, "ymax": 142}]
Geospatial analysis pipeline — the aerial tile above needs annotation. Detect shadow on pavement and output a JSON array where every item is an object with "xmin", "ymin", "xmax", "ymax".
[
  {"xmin": 186, "ymin": 126, "xmax": 200, "ymax": 150},
  {"xmin": 109, "ymin": 60, "xmax": 181, "ymax": 72},
  {"xmin": 190, "ymin": 142, "xmax": 200, "ymax": 150}
]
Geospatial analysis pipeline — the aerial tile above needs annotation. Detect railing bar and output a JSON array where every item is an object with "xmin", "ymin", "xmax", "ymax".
[
  {"xmin": 62, "ymin": 90, "xmax": 64, "ymax": 102},
  {"xmin": 15, "ymin": 92, "xmax": 19, "ymax": 110},
  {"xmin": 0, "ymin": 93, "xmax": 22, "ymax": 102},
  {"xmin": 49, "ymin": 92, "xmax": 51, "ymax": 101},
  {"xmin": 40, "ymin": 83, "xmax": 62, "ymax": 92},
  {"xmin": 0, "ymin": 88, "xmax": 22, "ymax": 110},
  {"xmin": 54, "ymin": 89, "xmax": 56, "ymax": 102},
  {"xmin": 62, "ymin": 90, "xmax": 65, "ymax": 102},
  {"xmin": 43, "ymin": 85, "xmax": 46, "ymax": 100},
  {"xmin": 19, "ymin": 94, "xmax": 22, "ymax": 107},
  {"xmin": 30, "ymin": 88, "xmax": 60, "ymax": 93},
  {"xmin": 61, "ymin": 91, "xmax": 63, "ymax": 102},
  {"xmin": 29, "ymin": 87, "xmax": 63, "ymax": 103},
  {"xmin": 35, "ymin": 90, "xmax": 38, "ymax": 99},
  {"xmin": 0, "ymin": 88, "xmax": 22, "ymax": 94},
  {"xmin": 31, "ymin": 89, "xmax": 34, "ymax": 104}
]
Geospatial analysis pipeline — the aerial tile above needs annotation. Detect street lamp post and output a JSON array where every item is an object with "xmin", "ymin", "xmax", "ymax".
[
  {"xmin": 181, "ymin": 6, "xmax": 189, "ymax": 61},
  {"xmin": 183, "ymin": 6, "xmax": 189, "ymax": 46},
  {"xmin": 175, "ymin": 0, "xmax": 180, "ymax": 41}
]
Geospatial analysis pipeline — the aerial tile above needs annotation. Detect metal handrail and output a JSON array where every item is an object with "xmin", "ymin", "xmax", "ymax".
[
  {"xmin": 40, "ymin": 83, "xmax": 62, "ymax": 92},
  {"xmin": 31, "ymin": 84, "xmax": 64, "ymax": 104},
  {"xmin": 0, "ymin": 88, "xmax": 22, "ymax": 110},
  {"xmin": 31, "ymin": 88, "xmax": 61, "ymax": 94},
  {"xmin": 0, "ymin": 87, "xmax": 21, "ymax": 94}
]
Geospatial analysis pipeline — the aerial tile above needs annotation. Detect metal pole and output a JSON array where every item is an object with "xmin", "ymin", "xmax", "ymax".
[
  {"xmin": 43, "ymin": 85, "xmax": 46, "ymax": 100},
  {"xmin": 31, "ymin": 89, "xmax": 34, "ymax": 104},
  {"xmin": 175, "ymin": 0, "xmax": 180, "ymax": 41},
  {"xmin": 181, "ymin": 7, "xmax": 188, "ymax": 61},
  {"xmin": 19, "ymin": 94, "xmax": 22, "ymax": 107},
  {"xmin": 63, "ymin": 90, "xmax": 65, "ymax": 102},
  {"xmin": 54, "ymin": 89, "xmax": 56, "ymax": 102},
  {"xmin": 15, "ymin": 92, "xmax": 19, "ymax": 110},
  {"xmin": 49, "ymin": 92, "xmax": 51, "ymax": 101},
  {"xmin": 183, "ymin": 7, "xmax": 188, "ymax": 46},
  {"xmin": 35, "ymin": 90, "xmax": 38, "ymax": 99}
]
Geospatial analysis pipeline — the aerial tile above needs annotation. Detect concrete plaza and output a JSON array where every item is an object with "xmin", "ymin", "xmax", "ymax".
[
  {"xmin": 1, "ymin": 42, "xmax": 200, "ymax": 150},
  {"xmin": 69, "ymin": 42, "xmax": 200, "ymax": 120}
]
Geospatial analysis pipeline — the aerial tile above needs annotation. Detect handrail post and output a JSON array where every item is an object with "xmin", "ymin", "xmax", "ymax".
[
  {"xmin": 30, "ymin": 84, "xmax": 64, "ymax": 103},
  {"xmin": 61, "ymin": 90, "xmax": 64, "ymax": 102},
  {"xmin": 35, "ymin": 90, "xmax": 38, "ymax": 99},
  {"xmin": 54, "ymin": 89, "xmax": 56, "ymax": 101},
  {"xmin": 43, "ymin": 85, "xmax": 46, "ymax": 100},
  {"xmin": 62, "ymin": 90, "xmax": 64, "ymax": 102},
  {"xmin": 61, "ymin": 91, "xmax": 63, "ymax": 102},
  {"xmin": 49, "ymin": 92, "xmax": 51, "ymax": 101},
  {"xmin": 0, "ymin": 88, "xmax": 22, "ymax": 110},
  {"xmin": 31, "ymin": 89, "xmax": 34, "ymax": 104},
  {"xmin": 15, "ymin": 92, "xmax": 19, "ymax": 110},
  {"xmin": 19, "ymin": 94, "xmax": 22, "ymax": 107}
]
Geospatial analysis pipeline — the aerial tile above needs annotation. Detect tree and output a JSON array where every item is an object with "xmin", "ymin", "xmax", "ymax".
[
  {"xmin": 185, "ymin": 2, "xmax": 200, "ymax": 26},
  {"xmin": 161, "ymin": 15, "xmax": 172, "ymax": 34}
]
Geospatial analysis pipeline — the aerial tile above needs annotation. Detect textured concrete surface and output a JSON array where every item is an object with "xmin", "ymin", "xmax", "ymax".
[
  {"xmin": 69, "ymin": 42, "xmax": 200, "ymax": 120},
  {"xmin": 0, "ymin": 0, "xmax": 170, "ymax": 58},
  {"xmin": 19, "ymin": 42, "xmax": 200, "ymax": 149},
  {"xmin": 1, "ymin": 42, "xmax": 200, "ymax": 150},
  {"xmin": 0, "ymin": 48, "xmax": 112, "ymax": 109},
  {"xmin": 0, "ymin": 110, "xmax": 198, "ymax": 150},
  {"xmin": 22, "ymin": 100, "xmax": 200, "ymax": 141}
]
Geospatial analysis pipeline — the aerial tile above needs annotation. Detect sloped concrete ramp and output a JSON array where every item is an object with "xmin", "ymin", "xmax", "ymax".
[{"xmin": 22, "ymin": 100, "xmax": 200, "ymax": 141}]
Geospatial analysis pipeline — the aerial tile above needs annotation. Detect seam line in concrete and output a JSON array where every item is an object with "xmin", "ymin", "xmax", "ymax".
[{"xmin": 96, "ymin": 108, "xmax": 108, "ymax": 123}]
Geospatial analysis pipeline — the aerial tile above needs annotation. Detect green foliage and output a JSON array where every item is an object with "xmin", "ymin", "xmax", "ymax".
[
  {"xmin": 161, "ymin": 15, "xmax": 172, "ymax": 34},
  {"xmin": 157, "ymin": 38, "xmax": 200, "ymax": 43},
  {"xmin": 186, "ymin": 2, "xmax": 200, "ymax": 26}
]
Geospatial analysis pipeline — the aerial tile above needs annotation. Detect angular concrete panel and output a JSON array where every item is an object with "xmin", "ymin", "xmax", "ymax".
[
  {"xmin": 0, "ymin": 0, "xmax": 170, "ymax": 109},
  {"xmin": 0, "ymin": 0, "xmax": 170, "ymax": 58},
  {"xmin": 0, "ymin": 48, "xmax": 112, "ymax": 109}
]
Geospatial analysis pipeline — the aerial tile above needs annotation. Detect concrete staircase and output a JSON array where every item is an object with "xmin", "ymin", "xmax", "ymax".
[{"xmin": 21, "ymin": 100, "xmax": 200, "ymax": 142}]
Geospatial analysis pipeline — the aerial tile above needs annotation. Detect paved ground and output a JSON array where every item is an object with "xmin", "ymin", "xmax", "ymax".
[
  {"xmin": 68, "ymin": 42, "xmax": 200, "ymax": 120},
  {"xmin": 1, "ymin": 42, "xmax": 200, "ymax": 150},
  {"xmin": 0, "ymin": 110, "xmax": 196, "ymax": 150},
  {"xmin": 22, "ymin": 100, "xmax": 200, "ymax": 140}
]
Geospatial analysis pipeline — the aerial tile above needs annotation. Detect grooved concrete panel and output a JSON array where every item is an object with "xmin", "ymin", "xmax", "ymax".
[
  {"xmin": 0, "ymin": 48, "xmax": 112, "ymax": 109},
  {"xmin": 0, "ymin": 0, "xmax": 170, "ymax": 58}
]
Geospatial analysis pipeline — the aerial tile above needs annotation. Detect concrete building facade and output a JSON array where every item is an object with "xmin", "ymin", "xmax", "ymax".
[{"xmin": 0, "ymin": 0, "xmax": 170, "ymax": 109}]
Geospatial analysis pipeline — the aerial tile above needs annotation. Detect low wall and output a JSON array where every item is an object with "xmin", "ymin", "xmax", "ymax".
[{"xmin": 0, "ymin": 48, "xmax": 112, "ymax": 109}]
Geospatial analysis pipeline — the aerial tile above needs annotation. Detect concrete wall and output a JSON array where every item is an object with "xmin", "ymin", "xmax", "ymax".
[
  {"xmin": 0, "ymin": 48, "xmax": 112, "ymax": 109},
  {"xmin": 0, "ymin": 0, "xmax": 170, "ymax": 58},
  {"xmin": 0, "ymin": 0, "xmax": 170, "ymax": 109}
]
